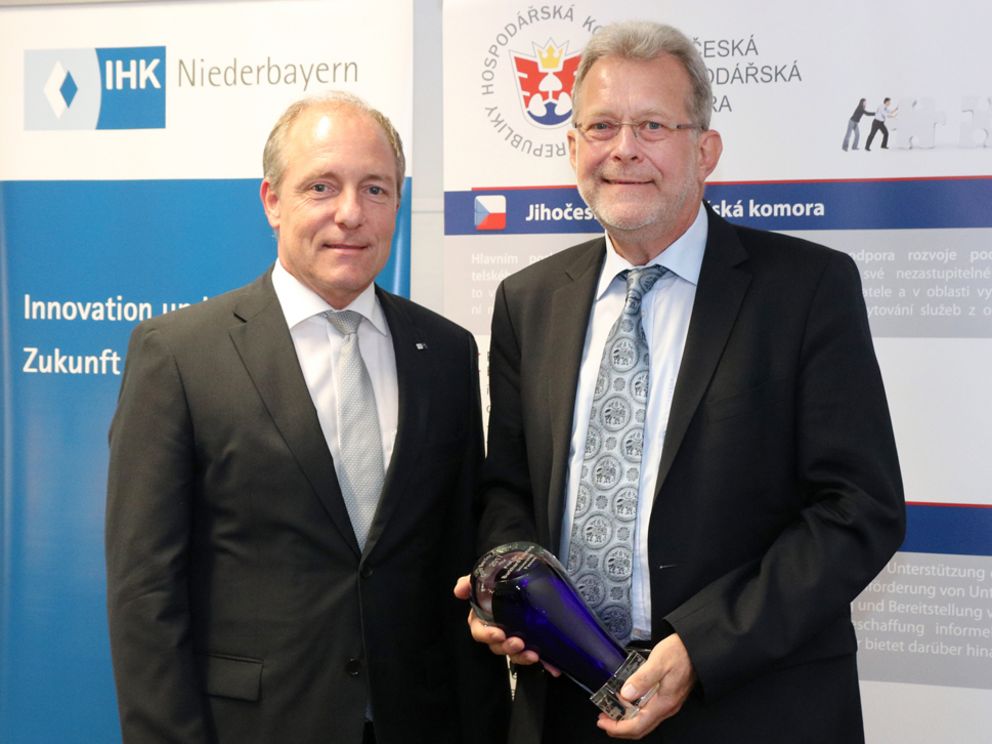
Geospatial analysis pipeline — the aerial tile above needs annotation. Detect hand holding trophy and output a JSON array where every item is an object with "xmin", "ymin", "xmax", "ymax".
[{"xmin": 470, "ymin": 541, "xmax": 657, "ymax": 721}]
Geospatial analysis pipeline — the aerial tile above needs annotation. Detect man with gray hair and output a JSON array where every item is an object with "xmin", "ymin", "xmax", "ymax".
[
  {"xmin": 458, "ymin": 20, "xmax": 904, "ymax": 743},
  {"xmin": 107, "ymin": 92, "xmax": 509, "ymax": 744}
]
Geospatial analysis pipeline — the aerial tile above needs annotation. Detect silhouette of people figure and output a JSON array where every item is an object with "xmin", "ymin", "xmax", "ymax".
[
  {"xmin": 865, "ymin": 98, "xmax": 897, "ymax": 151},
  {"xmin": 842, "ymin": 97, "xmax": 871, "ymax": 151}
]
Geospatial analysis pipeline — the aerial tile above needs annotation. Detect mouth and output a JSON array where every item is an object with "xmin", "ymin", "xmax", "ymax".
[
  {"xmin": 602, "ymin": 176, "xmax": 652, "ymax": 186},
  {"xmin": 321, "ymin": 242, "xmax": 367, "ymax": 251}
]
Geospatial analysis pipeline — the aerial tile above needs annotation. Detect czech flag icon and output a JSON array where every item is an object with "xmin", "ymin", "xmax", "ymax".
[{"xmin": 474, "ymin": 195, "xmax": 507, "ymax": 230}]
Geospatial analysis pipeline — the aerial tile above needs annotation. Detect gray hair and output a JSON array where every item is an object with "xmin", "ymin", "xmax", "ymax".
[
  {"xmin": 262, "ymin": 91, "xmax": 406, "ymax": 196},
  {"xmin": 572, "ymin": 21, "xmax": 713, "ymax": 130}
]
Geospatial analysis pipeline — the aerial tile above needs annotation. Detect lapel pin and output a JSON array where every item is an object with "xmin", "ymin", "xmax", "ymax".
[{"xmin": 416, "ymin": 342, "xmax": 428, "ymax": 350}]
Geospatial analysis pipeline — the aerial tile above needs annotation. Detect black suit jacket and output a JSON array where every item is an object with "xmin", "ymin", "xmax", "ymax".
[
  {"xmin": 106, "ymin": 268, "xmax": 509, "ymax": 744},
  {"xmin": 478, "ymin": 206, "xmax": 905, "ymax": 743}
]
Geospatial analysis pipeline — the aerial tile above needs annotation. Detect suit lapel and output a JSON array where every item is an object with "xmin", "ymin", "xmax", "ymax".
[
  {"xmin": 229, "ymin": 270, "xmax": 361, "ymax": 555},
  {"xmin": 362, "ymin": 288, "xmax": 431, "ymax": 554},
  {"xmin": 546, "ymin": 240, "xmax": 604, "ymax": 549},
  {"xmin": 655, "ymin": 208, "xmax": 751, "ymax": 494}
]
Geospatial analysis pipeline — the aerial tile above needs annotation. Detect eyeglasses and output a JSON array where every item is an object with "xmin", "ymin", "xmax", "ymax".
[{"xmin": 573, "ymin": 119, "xmax": 700, "ymax": 143}]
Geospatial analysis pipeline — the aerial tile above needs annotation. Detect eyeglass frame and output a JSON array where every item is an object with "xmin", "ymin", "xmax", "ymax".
[{"xmin": 572, "ymin": 118, "xmax": 702, "ymax": 142}]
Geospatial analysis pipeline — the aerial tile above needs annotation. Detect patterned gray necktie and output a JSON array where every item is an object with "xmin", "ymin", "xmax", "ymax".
[
  {"xmin": 325, "ymin": 310, "xmax": 385, "ymax": 550},
  {"xmin": 567, "ymin": 265, "xmax": 666, "ymax": 643}
]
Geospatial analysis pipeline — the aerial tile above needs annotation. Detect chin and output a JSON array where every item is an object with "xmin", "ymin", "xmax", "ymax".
[{"xmin": 598, "ymin": 209, "xmax": 661, "ymax": 233}]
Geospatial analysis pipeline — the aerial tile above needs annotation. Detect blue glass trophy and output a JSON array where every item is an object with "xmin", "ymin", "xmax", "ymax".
[{"xmin": 470, "ymin": 541, "xmax": 656, "ymax": 720}]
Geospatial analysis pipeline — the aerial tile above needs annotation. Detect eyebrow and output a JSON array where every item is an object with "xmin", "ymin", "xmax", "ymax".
[
  {"xmin": 584, "ymin": 108, "xmax": 672, "ymax": 120},
  {"xmin": 300, "ymin": 168, "xmax": 395, "ymax": 186}
]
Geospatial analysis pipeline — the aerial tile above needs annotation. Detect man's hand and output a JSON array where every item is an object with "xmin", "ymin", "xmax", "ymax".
[
  {"xmin": 595, "ymin": 634, "xmax": 696, "ymax": 740},
  {"xmin": 452, "ymin": 575, "xmax": 557, "ymax": 672}
]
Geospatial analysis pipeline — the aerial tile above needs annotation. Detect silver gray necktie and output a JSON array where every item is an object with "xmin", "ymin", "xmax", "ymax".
[
  {"xmin": 567, "ymin": 265, "xmax": 666, "ymax": 643},
  {"xmin": 325, "ymin": 310, "xmax": 385, "ymax": 550}
]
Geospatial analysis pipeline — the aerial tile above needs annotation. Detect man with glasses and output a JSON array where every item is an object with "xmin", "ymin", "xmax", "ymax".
[{"xmin": 458, "ymin": 20, "xmax": 904, "ymax": 743}]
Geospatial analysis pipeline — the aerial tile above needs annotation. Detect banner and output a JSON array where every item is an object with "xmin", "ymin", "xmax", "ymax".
[
  {"xmin": 0, "ymin": 2, "xmax": 413, "ymax": 741},
  {"xmin": 443, "ymin": 1, "xmax": 992, "ymax": 741}
]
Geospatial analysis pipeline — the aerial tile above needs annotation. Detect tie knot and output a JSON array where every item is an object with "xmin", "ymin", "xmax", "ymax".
[
  {"xmin": 325, "ymin": 310, "xmax": 363, "ymax": 336},
  {"xmin": 621, "ymin": 265, "xmax": 666, "ymax": 314}
]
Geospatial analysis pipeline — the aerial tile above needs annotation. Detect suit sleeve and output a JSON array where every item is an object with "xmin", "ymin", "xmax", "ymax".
[
  {"xmin": 106, "ymin": 324, "xmax": 211, "ymax": 743},
  {"xmin": 442, "ymin": 331, "xmax": 512, "ymax": 744},
  {"xmin": 666, "ymin": 252, "xmax": 906, "ymax": 699},
  {"xmin": 477, "ymin": 281, "xmax": 541, "ymax": 552}
]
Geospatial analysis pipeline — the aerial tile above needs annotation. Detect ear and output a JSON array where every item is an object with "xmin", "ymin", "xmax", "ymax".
[
  {"xmin": 260, "ymin": 179, "xmax": 280, "ymax": 230},
  {"xmin": 697, "ymin": 129, "xmax": 723, "ymax": 181},
  {"xmin": 567, "ymin": 128, "xmax": 578, "ymax": 173}
]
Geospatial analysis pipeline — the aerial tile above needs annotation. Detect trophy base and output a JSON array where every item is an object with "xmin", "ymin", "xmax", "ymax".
[{"xmin": 589, "ymin": 651, "xmax": 657, "ymax": 721}]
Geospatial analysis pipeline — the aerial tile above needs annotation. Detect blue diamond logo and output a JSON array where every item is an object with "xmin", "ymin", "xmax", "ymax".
[{"xmin": 59, "ymin": 71, "xmax": 78, "ymax": 108}]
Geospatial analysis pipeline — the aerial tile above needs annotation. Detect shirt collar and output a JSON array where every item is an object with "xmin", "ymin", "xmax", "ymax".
[
  {"xmin": 596, "ymin": 201, "xmax": 708, "ymax": 300},
  {"xmin": 271, "ymin": 259, "xmax": 388, "ymax": 336}
]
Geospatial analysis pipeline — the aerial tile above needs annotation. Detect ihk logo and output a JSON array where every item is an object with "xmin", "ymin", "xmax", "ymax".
[{"xmin": 24, "ymin": 46, "xmax": 166, "ymax": 130}]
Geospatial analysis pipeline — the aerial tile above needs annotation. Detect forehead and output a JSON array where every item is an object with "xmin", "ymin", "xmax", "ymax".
[
  {"xmin": 578, "ymin": 54, "xmax": 692, "ymax": 117},
  {"xmin": 284, "ymin": 106, "xmax": 396, "ymax": 181}
]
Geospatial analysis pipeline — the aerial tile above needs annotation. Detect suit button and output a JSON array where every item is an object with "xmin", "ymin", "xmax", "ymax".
[
  {"xmin": 345, "ymin": 658, "xmax": 362, "ymax": 677},
  {"xmin": 361, "ymin": 565, "xmax": 374, "ymax": 579}
]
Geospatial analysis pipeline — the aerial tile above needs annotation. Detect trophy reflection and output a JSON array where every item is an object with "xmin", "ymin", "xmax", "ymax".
[{"xmin": 470, "ymin": 541, "xmax": 656, "ymax": 720}]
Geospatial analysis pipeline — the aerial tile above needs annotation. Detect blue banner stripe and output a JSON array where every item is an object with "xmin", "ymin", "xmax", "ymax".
[
  {"xmin": 444, "ymin": 177, "xmax": 992, "ymax": 235},
  {"xmin": 445, "ymin": 187, "xmax": 599, "ymax": 235},
  {"xmin": 903, "ymin": 504, "xmax": 992, "ymax": 556},
  {"xmin": 705, "ymin": 178, "xmax": 992, "ymax": 230}
]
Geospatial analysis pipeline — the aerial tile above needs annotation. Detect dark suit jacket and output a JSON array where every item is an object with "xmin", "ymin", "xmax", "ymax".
[
  {"xmin": 106, "ymin": 268, "xmax": 509, "ymax": 744},
  {"xmin": 478, "ymin": 206, "xmax": 905, "ymax": 743}
]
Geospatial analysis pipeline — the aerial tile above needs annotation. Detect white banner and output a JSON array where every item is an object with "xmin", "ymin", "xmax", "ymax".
[
  {"xmin": 443, "ymin": 2, "xmax": 992, "ymax": 742},
  {"xmin": 2, "ymin": 0, "xmax": 413, "ymax": 179}
]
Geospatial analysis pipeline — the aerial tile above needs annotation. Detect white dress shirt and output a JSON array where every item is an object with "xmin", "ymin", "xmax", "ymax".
[
  {"xmin": 560, "ymin": 203, "xmax": 708, "ymax": 640},
  {"xmin": 271, "ymin": 260, "xmax": 398, "ymax": 475},
  {"xmin": 874, "ymin": 103, "xmax": 894, "ymax": 122}
]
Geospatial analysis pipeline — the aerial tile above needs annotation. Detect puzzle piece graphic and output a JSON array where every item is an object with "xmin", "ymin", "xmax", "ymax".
[
  {"xmin": 960, "ymin": 97, "xmax": 992, "ymax": 148},
  {"xmin": 889, "ymin": 97, "xmax": 946, "ymax": 149}
]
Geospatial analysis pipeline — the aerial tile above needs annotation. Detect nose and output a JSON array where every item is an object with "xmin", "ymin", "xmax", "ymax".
[
  {"xmin": 335, "ymin": 188, "xmax": 364, "ymax": 229},
  {"xmin": 610, "ymin": 123, "xmax": 643, "ymax": 160}
]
